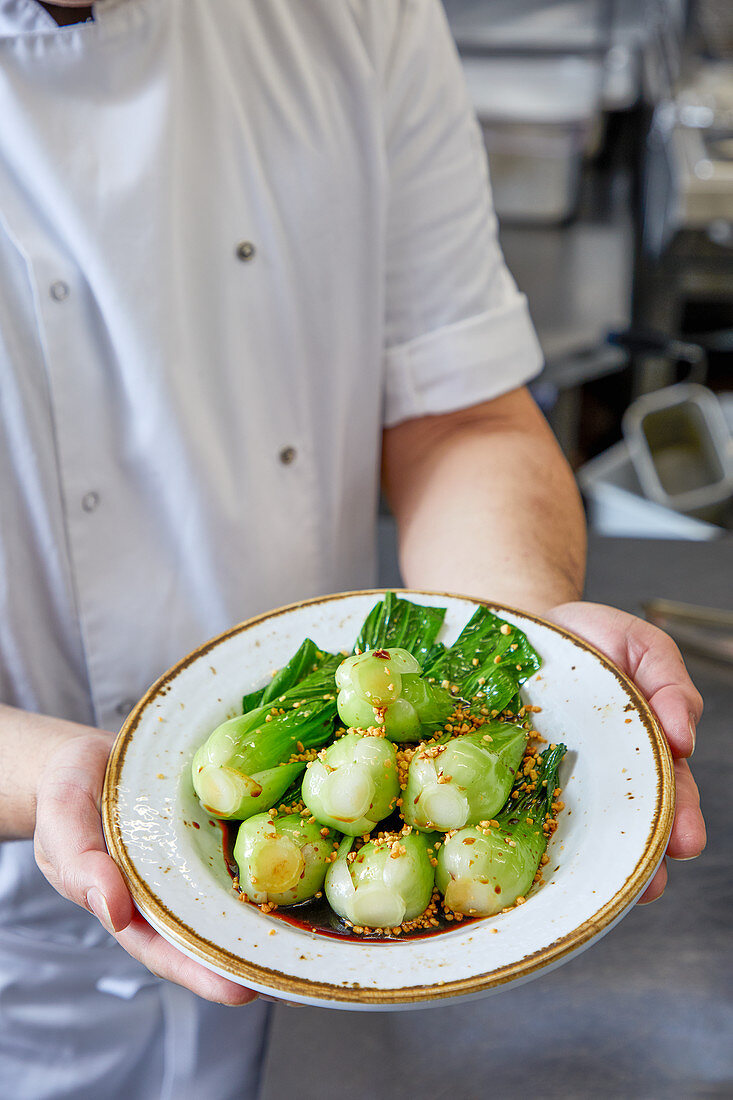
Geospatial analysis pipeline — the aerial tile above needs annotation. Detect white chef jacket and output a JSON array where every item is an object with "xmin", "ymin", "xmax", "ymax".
[{"xmin": 0, "ymin": 0, "xmax": 542, "ymax": 1095}]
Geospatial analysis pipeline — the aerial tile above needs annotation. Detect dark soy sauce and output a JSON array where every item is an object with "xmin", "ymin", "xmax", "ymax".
[{"xmin": 217, "ymin": 820, "xmax": 476, "ymax": 942}]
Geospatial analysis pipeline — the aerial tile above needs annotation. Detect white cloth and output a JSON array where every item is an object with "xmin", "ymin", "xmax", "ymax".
[{"xmin": 0, "ymin": 0, "xmax": 542, "ymax": 1095}]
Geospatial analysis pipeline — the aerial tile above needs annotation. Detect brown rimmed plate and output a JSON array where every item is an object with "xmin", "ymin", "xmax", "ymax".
[{"xmin": 101, "ymin": 590, "xmax": 674, "ymax": 1010}]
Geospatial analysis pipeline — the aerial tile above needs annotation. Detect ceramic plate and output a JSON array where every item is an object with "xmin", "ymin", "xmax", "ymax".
[{"xmin": 102, "ymin": 590, "xmax": 674, "ymax": 1010}]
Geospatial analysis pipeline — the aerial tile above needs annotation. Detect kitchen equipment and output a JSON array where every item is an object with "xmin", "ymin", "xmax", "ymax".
[
  {"xmin": 579, "ymin": 441, "xmax": 724, "ymax": 539},
  {"xmin": 645, "ymin": 62, "xmax": 733, "ymax": 252},
  {"xmin": 462, "ymin": 54, "xmax": 604, "ymax": 223},
  {"xmin": 580, "ymin": 393, "xmax": 733, "ymax": 538},
  {"xmin": 622, "ymin": 383, "xmax": 733, "ymax": 520}
]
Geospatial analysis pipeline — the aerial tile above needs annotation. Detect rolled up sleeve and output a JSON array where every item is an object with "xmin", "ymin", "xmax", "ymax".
[{"xmin": 382, "ymin": 0, "xmax": 543, "ymax": 427}]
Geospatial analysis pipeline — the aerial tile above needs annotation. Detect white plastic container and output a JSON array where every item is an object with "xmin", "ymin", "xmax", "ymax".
[
  {"xmin": 622, "ymin": 384, "xmax": 733, "ymax": 521},
  {"xmin": 579, "ymin": 395, "xmax": 733, "ymax": 540},
  {"xmin": 578, "ymin": 443, "xmax": 724, "ymax": 540}
]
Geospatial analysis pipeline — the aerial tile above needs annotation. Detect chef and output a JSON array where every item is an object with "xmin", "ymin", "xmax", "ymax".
[{"xmin": 0, "ymin": 1, "xmax": 705, "ymax": 1097}]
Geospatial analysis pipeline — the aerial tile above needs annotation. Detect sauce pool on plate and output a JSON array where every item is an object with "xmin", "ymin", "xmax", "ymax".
[{"xmin": 216, "ymin": 820, "xmax": 476, "ymax": 942}]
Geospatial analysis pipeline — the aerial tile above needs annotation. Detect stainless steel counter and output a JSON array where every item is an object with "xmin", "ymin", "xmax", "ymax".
[{"xmin": 260, "ymin": 533, "xmax": 733, "ymax": 1099}]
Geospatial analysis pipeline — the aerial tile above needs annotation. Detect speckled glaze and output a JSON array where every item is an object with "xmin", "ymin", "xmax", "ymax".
[{"xmin": 101, "ymin": 590, "xmax": 675, "ymax": 1010}]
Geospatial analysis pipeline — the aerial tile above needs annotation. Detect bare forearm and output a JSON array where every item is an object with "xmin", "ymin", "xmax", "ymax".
[
  {"xmin": 0, "ymin": 704, "xmax": 110, "ymax": 840},
  {"xmin": 382, "ymin": 388, "xmax": 586, "ymax": 613}
]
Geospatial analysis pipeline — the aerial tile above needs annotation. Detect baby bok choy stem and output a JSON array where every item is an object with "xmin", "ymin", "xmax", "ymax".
[
  {"xmin": 336, "ymin": 647, "xmax": 454, "ymax": 741},
  {"xmin": 402, "ymin": 720, "xmax": 528, "ymax": 832},
  {"xmin": 435, "ymin": 743, "xmax": 566, "ymax": 917},
  {"xmin": 325, "ymin": 830, "xmax": 438, "ymax": 931},
  {"xmin": 191, "ymin": 653, "xmax": 341, "ymax": 819},
  {"xmin": 234, "ymin": 813, "xmax": 339, "ymax": 906},
  {"xmin": 301, "ymin": 730, "xmax": 399, "ymax": 835}
]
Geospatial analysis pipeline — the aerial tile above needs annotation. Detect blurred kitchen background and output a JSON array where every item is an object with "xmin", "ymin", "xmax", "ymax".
[{"xmin": 444, "ymin": 0, "xmax": 733, "ymax": 540}]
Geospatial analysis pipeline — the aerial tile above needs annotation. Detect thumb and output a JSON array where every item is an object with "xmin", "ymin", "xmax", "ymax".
[{"xmin": 34, "ymin": 733, "xmax": 135, "ymax": 934}]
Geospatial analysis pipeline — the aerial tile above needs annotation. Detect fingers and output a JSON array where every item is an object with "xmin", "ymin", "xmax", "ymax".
[
  {"xmin": 114, "ymin": 912, "xmax": 258, "ymax": 1005},
  {"xmin": 546, "ymin": 603, "xmax": 707, "ymax": 914},
  {"xmin": 638, "ymin": 859, "xmax": 667, "ymax": 905},
  {"xmin": 667, "ymin": 758, "xmax": 706, "ymax": 860},
  {"xmin": 549, "ymin": 603, "xmax": 702, "ymax": 759},
  {"xmin": 34, "ymin": 733, "xmax": 259, "ymax": 1005},
  {"xmin": 34, "ymin": 734, "xmax": 135, "ymax": 933},
  {"xmin": 623, "ymin": 615, "xmax": 703, "ymax": 759},
  {"xmin": 637, "ymin": 759, "xmax": 705, "ymax": 907}
]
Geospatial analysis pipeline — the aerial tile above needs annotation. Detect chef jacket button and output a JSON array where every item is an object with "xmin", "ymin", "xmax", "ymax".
[
  {"xmin": 116, "ymin": 698, "xmax": 135, "ymax": 718},
  {"xmin": 50, "ymin": 280, "xmax": 70, "ymax": 301},
  {"xmin": 235, "ymin": 241, "xmax": 256, "ymax": 262},
  {"xmin": 81, "ymin": 491, "xmax": 100, "ymax": 513},
  {"xmin": 279, "ymin": 446, "xmax": 296, "ymax": 465}
]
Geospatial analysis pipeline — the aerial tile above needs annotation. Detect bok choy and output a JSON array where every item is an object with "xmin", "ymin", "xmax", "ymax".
[
  {"xmin": 192, "ymin": 645, "xmax": 340, "ymax": 818},
  {"xmin": 435, "ymin": 744, "xmax": 566, "ymax": 916},
  {"xmin": 402, "ymin": 720, "xmax": 528, "ymax": 831}
]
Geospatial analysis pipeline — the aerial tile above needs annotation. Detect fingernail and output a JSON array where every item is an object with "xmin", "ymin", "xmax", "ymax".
[
  {"xmin": 86, "ymin": 887, "xmax": 114, "ymax": 934},
  {"xmin": 688, "ymin": 716, "xmax": 696, "ymax": 756},
  {"xmin": 638, "ymin": 893, "xmax": 662, "ymax": 906},
  {"xmin": 669, "ymin": 853, "xmax": 700, "ymax": 862}
]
